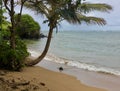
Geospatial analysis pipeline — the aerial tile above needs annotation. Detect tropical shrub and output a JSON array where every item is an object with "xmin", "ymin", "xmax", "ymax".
[
  {"xmin": 15, "ymin": 14, "xmax": 41, "ymax": 39},
  {"xmin": 0, "ymin": 38, "xmax": 29, "ymax": 71}
]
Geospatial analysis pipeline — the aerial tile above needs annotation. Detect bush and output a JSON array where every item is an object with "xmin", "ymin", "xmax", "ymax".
[
  {"xmin": 15, "ymin": 14, "xmax": 41, "ymax": 39},
  {"xmin": 0, "ymin": 38, "xmax": 29, "ymax": 71}
]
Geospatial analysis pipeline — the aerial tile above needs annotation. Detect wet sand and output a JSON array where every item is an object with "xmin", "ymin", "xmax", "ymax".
[{"xmin": 38, "ymin": 60, "xmax": 120, "ymax": 91}]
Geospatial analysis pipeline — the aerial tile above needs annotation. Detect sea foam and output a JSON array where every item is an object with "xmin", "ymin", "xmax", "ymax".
[{"xmin": 28, "ymin": 49, "xmax": 120, "ymax": 76}]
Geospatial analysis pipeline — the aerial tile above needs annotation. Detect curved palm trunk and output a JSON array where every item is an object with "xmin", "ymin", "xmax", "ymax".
[{"xmin": 26, "ymin": 24, "xmax": 54, "ymax": 66}]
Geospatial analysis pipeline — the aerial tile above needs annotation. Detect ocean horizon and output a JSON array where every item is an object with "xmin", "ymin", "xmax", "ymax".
[{"xmin": 27, "ymin": 31, "xmax": 120, "ymax": 76}]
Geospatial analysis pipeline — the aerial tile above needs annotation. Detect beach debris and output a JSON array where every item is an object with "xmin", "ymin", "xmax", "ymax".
[
  {"xmin": 0, "ymin": 70, "xmax": 50, "ymax": 91},
  {"xmin": 10, "ymin": 81, "xmax": 30, "ymax": 88},
  {"xmin": 58, "ymin": 67, "xmax": 64, "ymax": 72},
  {"xmin": 40, "ymin": 82, "xmax": 45, "ymax": 86}
]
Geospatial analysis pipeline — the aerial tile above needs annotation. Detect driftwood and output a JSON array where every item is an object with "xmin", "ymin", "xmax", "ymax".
[
  {"xmin": 10, "ymin": 81, "xmax": 30, "ymax": 88},
  {"xmin": 0, "ymin": 73, "xmax": 49, "ymax": 91},
  {"xmin": 0, "ymin": 77, "xmax": 30, "ymax": 88}
]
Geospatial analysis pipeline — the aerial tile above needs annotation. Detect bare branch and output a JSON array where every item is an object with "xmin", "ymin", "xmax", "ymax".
[{"xmin": 3, "ymin": 0, "xmax": 11, "ymax": 13}]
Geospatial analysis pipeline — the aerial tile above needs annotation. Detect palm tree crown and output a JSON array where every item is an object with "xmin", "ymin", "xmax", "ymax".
[
  {"xmin": 24, "ymin": 0, "xmax": 112, "ymax": 66},
  {"xmin": 25, "ymin": 0, "xmax": 112, "ymax": 26}
]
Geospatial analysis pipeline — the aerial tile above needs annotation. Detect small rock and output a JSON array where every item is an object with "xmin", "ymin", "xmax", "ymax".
[
  {"xmin": 40, "ymin": 82, "xmax": 45, "ymax": 86},
  {"xmin": 58, "ymin": 67, "xmax": 64, "ymax": 72}
]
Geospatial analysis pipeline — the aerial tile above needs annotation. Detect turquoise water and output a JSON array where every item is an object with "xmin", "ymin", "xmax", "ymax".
[{"xmin": 27, "ymin": 31, "xmax": 120, "ymax": 75}]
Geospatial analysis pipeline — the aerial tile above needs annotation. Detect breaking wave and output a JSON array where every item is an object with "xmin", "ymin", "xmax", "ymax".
[{"xmin": 28, "ymin": 49, "xmax": 120, "ymax": 76}]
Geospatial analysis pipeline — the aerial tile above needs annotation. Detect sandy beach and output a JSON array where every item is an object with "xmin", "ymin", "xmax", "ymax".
[
  {"xmin": 0, "ymin": 65, "xmax": 106, "ymax": 91},
  {"xmin": 38, "ymin": 60, "xmax": 120, "ymax": 91},
  {"xmin": 1, "ymin": 58, "xmax": 120, "ymax": 91}
]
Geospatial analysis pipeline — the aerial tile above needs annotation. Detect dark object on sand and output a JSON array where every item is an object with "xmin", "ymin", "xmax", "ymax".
[
  {"xmin": 40, "ymin": 82, "xmax": 45, "ymax": 86},
  {"xmin": 59, "ymin": 67, "xmax": 63, "ymax": 72}
]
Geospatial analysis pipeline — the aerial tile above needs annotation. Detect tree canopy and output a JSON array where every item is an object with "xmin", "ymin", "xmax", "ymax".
[{"xmin": 15, "ymin": 14, "xmax": 41, "ymax": 39}]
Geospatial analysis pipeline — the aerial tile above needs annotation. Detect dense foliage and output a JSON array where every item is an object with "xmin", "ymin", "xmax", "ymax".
[
  {"xmin": 15, "ymin": 14, "xmax": 41, "ymax": 39},
  {"xmin": 0, "ymin": 38, "xmax": 29, "ymax": 71},
  {"xmin": 0, "ymin": 10, "xmax": 29, "ymax": 71}
]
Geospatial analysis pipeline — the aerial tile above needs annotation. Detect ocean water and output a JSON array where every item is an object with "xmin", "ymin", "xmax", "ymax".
[{"xmin": 27, "ymin": 31, "xmax": 120, "ymax": 76}]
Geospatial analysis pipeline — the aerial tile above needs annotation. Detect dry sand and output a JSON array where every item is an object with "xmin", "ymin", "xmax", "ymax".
[{"xmin": 0, "ymin": 66, "xmax": 106, "ymax": 91}]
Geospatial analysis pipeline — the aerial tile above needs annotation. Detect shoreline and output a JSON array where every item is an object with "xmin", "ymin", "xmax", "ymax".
[
  {"xmin": 1, "ymin": 58, "xmax": 119, "ymax": 91},
  {"xmin": 0, "ymin": 64, "xmax": 106, "ymax": 91},
  {"xmin": 38, "ymin": 59, "xmax": 120, "ymax": 91}
]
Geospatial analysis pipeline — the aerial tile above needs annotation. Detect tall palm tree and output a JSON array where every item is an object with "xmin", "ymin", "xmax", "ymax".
[{"xmin": 25, "ymin": 0, "xmax": 112, "ymax": 66}]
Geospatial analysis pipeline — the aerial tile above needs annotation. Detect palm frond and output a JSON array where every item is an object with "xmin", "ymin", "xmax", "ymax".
[
  {"xmin": 24, "ymin": 1, "xmax": 50, "ymax": 18},
  {"xmin": 24, "ymin": 0, "xmax": 111, "ymax": 26},
  {"xmin": 77, "ymin": 14, "xmax": 106, "ymax": 25},
  {"xmin": 59, "ymin": 8, "xmax": 81, "ymax": 24},
  {"xmin": 78, "ymin": 3, "xmax": 112, "ymax": 14}
]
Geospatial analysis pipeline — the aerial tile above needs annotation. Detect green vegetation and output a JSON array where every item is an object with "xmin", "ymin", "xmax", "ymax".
[
  {"xmin": 0, "ymin": 1, "xmax": 29, "ymax": 71},
  {"xmin": 0, "ymin": 8, "xmax": 8, "ymax": 31},
  {"xmin": 15, "ymin": 14, "xmax": 41, "ymax": 39},
  {"xmin": 0, "ymin": 7, "xmax": 10, "ymax": 39},
  {"xmin": 0, "ymin": 0, "xmax": 112, "ymax": 70},
  {"xmin": 0, "ymin": 38, "xmax": 29, "ymax": 71}
]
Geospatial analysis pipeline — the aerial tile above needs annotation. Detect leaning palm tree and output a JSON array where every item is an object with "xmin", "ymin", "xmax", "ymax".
[{"xmin": 25, "ymin": 0, "xmax": 112, "ymax": 66}]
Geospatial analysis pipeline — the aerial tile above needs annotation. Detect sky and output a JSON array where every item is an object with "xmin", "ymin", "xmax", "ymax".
[{"xmin": 17, "ymin": 0, "xmax": 120, "ymax": 31}]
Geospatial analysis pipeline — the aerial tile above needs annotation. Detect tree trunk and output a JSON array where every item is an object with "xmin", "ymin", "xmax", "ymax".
[
  {"xmin": 25, "ymin": 23, "xmax": 54, "ymax": 66},
  {"xmin": 9, "ymin": 0, "xmax": 16, "ymax": 69},
  {"xmin": 10, "ymin": 0, "xmax": 15, "ymax": 49}
]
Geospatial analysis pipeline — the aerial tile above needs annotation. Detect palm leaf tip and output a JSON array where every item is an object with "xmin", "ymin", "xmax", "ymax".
[
  {"xmin": 77, "ymin": 14, "xmax": 106, "ymax": 25},
  {"xmin": 80, "ymin": 3, "xmax": 113, "ymax": 13},
  {"xmin": 87, "ymin": 17, "xmax": 106, "ymax": 25},
  {"xmin": 92, "ymin": 17, "xmax": 106, "ymax": 25},
  {"xmin": 100, "ymin": 3, "xmax": 113, "ymax": 12}
]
